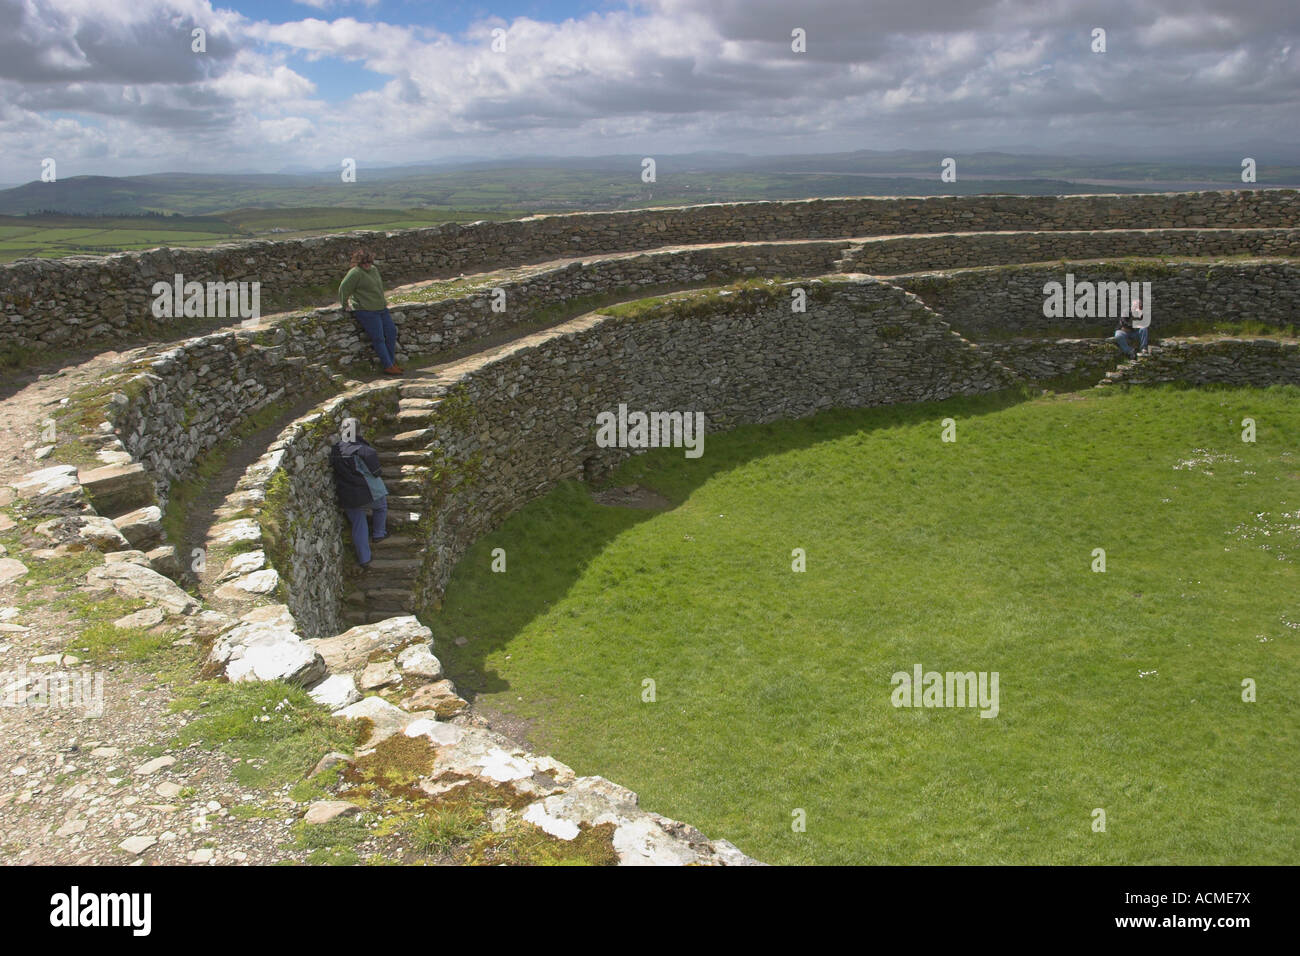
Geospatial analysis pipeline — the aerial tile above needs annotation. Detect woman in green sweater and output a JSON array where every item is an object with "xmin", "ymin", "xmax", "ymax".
[{"xmin": 339, "ymin": 248, "xmax": 403, "ymax": 375}]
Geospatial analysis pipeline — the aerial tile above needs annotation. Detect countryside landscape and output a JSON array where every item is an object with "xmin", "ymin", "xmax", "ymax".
[{"xmin": 0, "ymin": 0, "xmax": 1294, "ymax": 929}]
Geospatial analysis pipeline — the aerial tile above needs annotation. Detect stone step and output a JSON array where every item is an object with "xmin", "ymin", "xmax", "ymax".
[
  {"xmin": 398, "ymin": 397, "xmax": 440, "ymax": 411},
  {"xmin": 372, "ymin": 533, "xmax": 421, "ymax": 550},
  {"xmin": 342, "ymin": 608, "xmax": 382, "ymax": 628},
  {"xmin": 362, "ymin": 556, "xmax": 422, "ymax": 573},
  {"xmin": 386, "ymin": 495, "xmax": 423, "ymax": 510},
  {"xmin": 343, "ymin": 588, "xmax": 415, "ymax": 611},
  {"xmin": 377, "ymin": 450, "xmax": 434, "ymax": 466},
  {"xmin": 395, "ymin": 408, "xmax": 433, "ymax": 425},
  {"xmin": 400, "ymin": 383, "xmax": 446, "ymax": 399},
  {"xmin": 386, "ymin": 478, "xmax": 423, "ymax": 495},
  {"xmin": 374, "ymin": 428, "xmax": 433, "ymax": 450}
]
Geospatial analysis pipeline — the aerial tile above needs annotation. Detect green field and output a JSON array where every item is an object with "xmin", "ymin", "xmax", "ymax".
[{"xmin": 429, "ymin": 385, "xmax": 1299, "ymax": 865}]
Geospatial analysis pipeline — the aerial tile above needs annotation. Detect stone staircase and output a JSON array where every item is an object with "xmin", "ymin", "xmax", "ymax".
[
  {"xmin": 1097, "ymin": 340, "xmax": 1171, "ymax": 386},
  {"xmin": 339, "ymin": 379, "xmax": 445, "ymax": 627}
]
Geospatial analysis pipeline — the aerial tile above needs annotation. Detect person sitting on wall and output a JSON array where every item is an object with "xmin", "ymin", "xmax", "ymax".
[
  {"xmin": 339, "ymin": 247, "xmax": 403, "ymax": 376},
  {"xmin": 1113, "ymin": 298, "xmax": 1150, "ymax": 359},
  {"xmin": 330, "ymin": 418, "xmax": 388, "ymax": 570}
]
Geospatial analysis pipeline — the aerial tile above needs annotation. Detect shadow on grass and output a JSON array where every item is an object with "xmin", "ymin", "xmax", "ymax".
[{"xmin": 428, "ymin": 385, "xmax": 1036, "ymax": 702}]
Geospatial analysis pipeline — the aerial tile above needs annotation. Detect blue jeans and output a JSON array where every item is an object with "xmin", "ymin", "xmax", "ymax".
[
  {"xmin": 354, "ymin": 308, "xmax": 397, "ymax": 368},
  {"xmin": 1114, "ymin": 327, "xmax": 1149, "ymax": 357},
  {"xmin": 344, "ymin": 498, "xmax": 388, "ymax": 565}
]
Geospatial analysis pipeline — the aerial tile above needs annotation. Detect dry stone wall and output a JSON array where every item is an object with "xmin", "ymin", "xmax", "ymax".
[
  {"xmin": 100, "ymin": 241, "xmax": 847, "ymax": 506},
  {"xmin": 5, "ymin": 189, "xmax": 1296, "ymax": 354},
  {"xmin": 1102, "ymin": 339, "xmax": 1300, "ymax": 387},
  {"xmin": 839, "ymin": 228, "xmax": 1300, "ymax": 275},
  {"xmin": 896, "ymin": 261, "xmax": 1300, "ymax": 341},
  {"xmin": 409, "ymin": 279, "xmax": 1018, "ymax": 610}
]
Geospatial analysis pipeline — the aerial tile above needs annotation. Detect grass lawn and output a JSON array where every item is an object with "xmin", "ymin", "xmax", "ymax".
[{"xmin": 428, "ymin": 385, "xmax": 1299, "ymax": 865}]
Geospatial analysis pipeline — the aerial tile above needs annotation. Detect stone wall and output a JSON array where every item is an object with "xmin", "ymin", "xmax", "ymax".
[
  {"xmin": 230, "ymin": 385, "xmax": 401, "ymax": 638},
  {"xmin": 5, "ymin": 189, "xmax": 1296, "ymax": 354},
  {"xmin": 1102, "ymin": 339, "xmax": 1300, "ymax": 387},
  {"xmin": 984, "ymin": 339, "xmax": 1121, "ymax": 384},
  {"xmin": 408, "ymin": 279, "xmax": 1019, "ymax": 610},
  {"xmin": 840, "ymin": 228, "xmax": 1300, "ymax": 275},
  {"xmin": 100, "ymin": 241, "xmax": 848, "ymax": 506},
  {"xmin": 896, "ymin": 261, "xmax": 1300, "ymax": 341}
]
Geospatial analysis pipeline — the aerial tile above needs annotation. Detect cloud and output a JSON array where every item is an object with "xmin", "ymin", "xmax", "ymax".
[{"xmin": 1, "ymin": 0, "xmax": 1297, "ymax": 180}]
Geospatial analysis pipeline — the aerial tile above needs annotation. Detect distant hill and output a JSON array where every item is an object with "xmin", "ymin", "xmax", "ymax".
[{"xmin": 2, "ymin": 150, "xmax": 1297, "ymax": 218}]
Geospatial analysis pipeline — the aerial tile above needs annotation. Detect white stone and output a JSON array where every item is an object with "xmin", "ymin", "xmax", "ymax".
[
  {"xmin": 522, "ymin": 802, "xmax": 581, "ymax": 840},
  {"xmin": 134, "ymin": 756, "xmax": 176, "ymax": 776},
  {"xmin": 85, "ymin": 562, "xmax": 197, "ymax": 616},
  {"xmin": 308, "ymin": 674, "xmax": 361, "ymax": 709},
  {"xmin": 359, "ymin": 660, "xmax": 400, "ymax": 690},
  {"xmin": 118, "ymin": 835, "xmax": 157, "ymax": 856},
  {"xmin": 333, "ymin": 696, "xmax": 413, "ymax": 746},
  {"xmin": 225, "ymin": 630, "xmax": 325, "ymax": 687},
  {"xmin": 0, "ymin": 560, "xmax": 29, "ymax": 586},
  {"xmin": 396, "ymin": 643, "xmax": 443, "ymax": 680}
]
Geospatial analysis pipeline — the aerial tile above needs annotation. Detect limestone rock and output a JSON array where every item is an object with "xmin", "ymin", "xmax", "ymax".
[
  {"xmin": 114, "ymin": 607, "xmax": 165, "ymax": 630},
  {"xmin": 207, "ymin": 519, "xmax": 262, "ymax": 548},
  {"xmin": 134, "ymin": 756, "xmax": 176, "ymax": 776},
  {"xmin": 219, "ymin": 550, "xmax": 265, "ymax": 581},
  {"xmin": 304, "ymin": 801, "xmax": 360, "ymax": 825},
  {"xmin": 214, "ymin": 569, "xmax": 279, "ymax": 600},
  {"xmin": 396, "ymin": 643, "xmax": 443, "ymax": 681},
  {"xmin": 79, "ymin": 462, "xmax": 154, "ymax": 515},
  {"xmin": 9, "ymin": 465, "xmax": 87, "ymax": 514},
  {"xmin": 0, "ymin": 559, "xmax": 28, "ymax": 586},
  {"xmin": 86, "ymin": 562, "xmax": 198, "ymax": 616},
  {"xmin": 146, "ymin": 545, "xmax": 181, "ymax": 579},
  {"xmin": 306, "ymin": 615, "xmax": 431, "ymax": 676},
  {"xmin": 35, "ymin": 515, "xmax": 130, "ymax": 553},
  {"xmin": 359, "ymin": 660, "xmax": 400, "ymax": 690},
  {"xmin": 333, "ymin": 695, "xmax": 414, "ymax": 746},
  {"xmin": 186, "ymin": 609, "xmax": 235, "ymax": 638},
  {"xmin": 118, "ymin": 835, "xmax": 157, "ymax": 856},
  {"xmin": 308, "ymin": 674, "xmax": 362, "ymax": 709},
  {"xmin": 105, "ymin": 550, "xmax": 150, "ymax": 566},
  {"xmin": 240, "ymin": 604, "xmax": 296, "ymax": 630},
  {"xmin": 224, "ymin": 628, "xmax": 325, "ymax": 687},
  {"xmin": 401, "ymin": 679, "xmax": 466, "ymax": 718},
  {"xmin": 112, "ymin": 505, "xmax": 163, "ymax": 550}
]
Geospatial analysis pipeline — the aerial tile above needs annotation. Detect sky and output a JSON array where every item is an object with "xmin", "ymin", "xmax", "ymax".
[{"xmin": 1, "ymin": 0, "xmax": 1297, "ymax": 182}]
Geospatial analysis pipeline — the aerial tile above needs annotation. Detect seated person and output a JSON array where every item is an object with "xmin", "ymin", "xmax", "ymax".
[{"xmin": 1113, "ymin": 300, "xmax": 1149, "ymax": 358}]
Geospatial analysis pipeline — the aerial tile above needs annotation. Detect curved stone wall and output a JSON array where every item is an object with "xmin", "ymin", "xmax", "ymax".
[
  {"xmin": 896, "ymin": 260, "xmax": 1300, "ymax": 340},
  {"xmin": 405, "ymin": 279, "xmax": 1019, "ymax": 612},
  {"xmin": 5, "ymin": 189, "xmax": 1296, "ymax": 354},
  {"xmin": 101, "ymin": 240, "xmax": 848, "ymax": 505},
  {"xmin": 839, "ymin": 228, "xmax": 1300, "ymax": 275}
]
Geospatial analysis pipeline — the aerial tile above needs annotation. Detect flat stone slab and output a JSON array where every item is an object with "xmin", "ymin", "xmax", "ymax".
[
  {"xmin": 224, "ymin": 628, "xmax": 325, "ymax": 687},
  {"xmin": 79, "ymin": 462, "xmax": 154, "ymax": 515},
  {"xmin": 0, "ymin": 559, "xmax": 29, "ymax": 586},
  {"xmin": 306, "ymin": 615, "xmax": 431, "ymax": 675},
  {"xmin": 112, "ymin": 505, "xmax": 163, "ymax": 549},
  {"xmin": 86, "ymin": 562, "xmax": 198, "ymax": 616},
  {"xmin": 308, "ymin": 674, "xmax": 361, "ymax": 710},
  {"xmin": 304, "ymin": 801, "xmax": 360, "ymax": 825}
]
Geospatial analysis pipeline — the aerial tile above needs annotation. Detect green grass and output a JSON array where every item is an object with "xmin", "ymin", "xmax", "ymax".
[
  {"xmin": 429, "ymin": 385, "xmax": 1300, "ymax": 865},
  {"xmin": 172, "ymin": 680, "xmax": 362, "ymax": 789}
]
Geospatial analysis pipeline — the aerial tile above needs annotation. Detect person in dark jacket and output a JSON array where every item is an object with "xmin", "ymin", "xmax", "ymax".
[{"xmin": 330, "ymin": 419, "xmax": 388, "ymax": 568}]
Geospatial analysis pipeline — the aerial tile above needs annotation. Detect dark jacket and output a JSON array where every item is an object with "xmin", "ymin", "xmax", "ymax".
[{"xmin": 330, "ymin": 439, "xmax": 384, "ymax": 509}]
